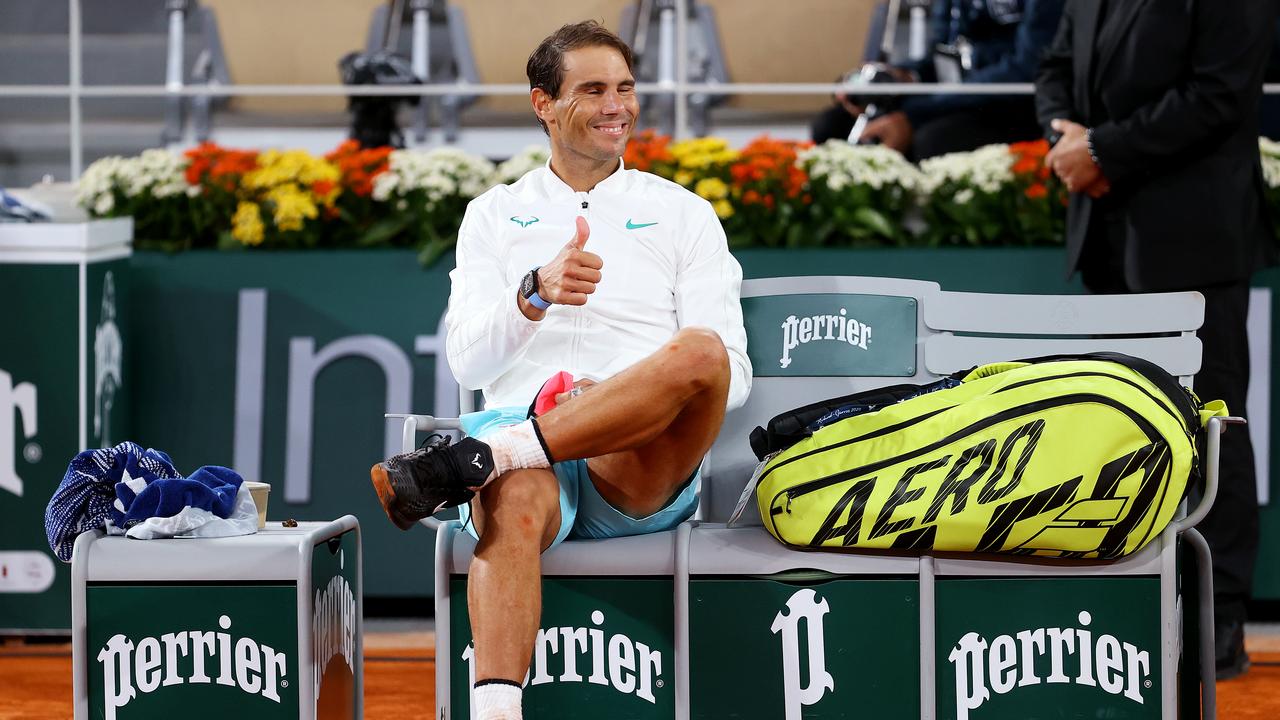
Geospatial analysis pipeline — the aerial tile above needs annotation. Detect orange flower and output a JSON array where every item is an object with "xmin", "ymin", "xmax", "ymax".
[
  {"xmin": 1012, "ymin": 156, "xmax": 1040, "ymax": 174},
  {"xmin": 183, "ymin": 142, "xmax": 259, "ymax": 192},
  {"xmin": 624, "ymin": 129, "xmax": 675, "ymax": 173},
  {"xmin": 1025, "ymin": 183, "xmax": 1048, "ymax": 199},
  {"xmin": 326, "ymin": 140, "xmax": 391, "ymax": 198},
  {"xmin": 727, "ymin": 136, "xmax": 812, "ymax": 206},
  {"xmin": 1009, "ymin": 139, "xmax": 1053, "ymax": 184},
  {"xmin": 1010, "ymin": 139, "xmax": 1049, "ymax": 158}
]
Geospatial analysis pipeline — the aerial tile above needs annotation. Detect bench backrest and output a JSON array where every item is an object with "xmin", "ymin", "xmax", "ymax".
[{"xmin": 700, "ymin": 276, "xmax": 1205, "ymax": 522}]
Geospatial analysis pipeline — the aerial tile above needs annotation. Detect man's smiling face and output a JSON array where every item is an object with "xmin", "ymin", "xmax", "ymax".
[{"xmin": 539, "ymin": 45, "xmax": 638, "ymax": 163}]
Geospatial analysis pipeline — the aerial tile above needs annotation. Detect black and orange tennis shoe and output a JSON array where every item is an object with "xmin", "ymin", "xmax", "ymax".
[{"xmin": 370, "ymin": 434, "xmax": 494, "ymax": 530}]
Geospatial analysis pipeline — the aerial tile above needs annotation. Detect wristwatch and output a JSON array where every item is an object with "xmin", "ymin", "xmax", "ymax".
[{"xmin": 520, "ymin": 267, "xmax": 552, "ymax": 310}]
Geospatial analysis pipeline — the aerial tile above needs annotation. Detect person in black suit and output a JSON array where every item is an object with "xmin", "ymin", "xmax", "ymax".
[{"xmin": 1036, "ymin": 0, "xmax": 1279, "ymax": 679}]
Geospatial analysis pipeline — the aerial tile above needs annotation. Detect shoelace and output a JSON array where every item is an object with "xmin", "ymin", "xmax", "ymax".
[{"xmin": 414, "ymin": 434, "xmax": 469, "ymax": 491}]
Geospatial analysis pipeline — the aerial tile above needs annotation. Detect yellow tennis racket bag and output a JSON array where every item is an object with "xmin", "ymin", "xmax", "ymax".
[{"xmin": 751, "ymin": 353, "xmax": 1226, "ymax": 559}]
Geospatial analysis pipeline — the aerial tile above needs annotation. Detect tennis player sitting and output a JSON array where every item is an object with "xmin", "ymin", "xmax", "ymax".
[{"xmin": 369, "ymin": 20, "xmax": 750, "ymax": 720}]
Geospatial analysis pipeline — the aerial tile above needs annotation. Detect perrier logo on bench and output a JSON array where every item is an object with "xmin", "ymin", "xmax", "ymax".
[
  {"xmin": 97, "ymin": 613, "xmax": 289, "ymax": 719},
  {"xmin": 88, "ymin": 584, "xmax": 299, "ymax": 719},
  {"xmin": 741, "ymin": 293, "xmax": 917, "ymax": 377}
]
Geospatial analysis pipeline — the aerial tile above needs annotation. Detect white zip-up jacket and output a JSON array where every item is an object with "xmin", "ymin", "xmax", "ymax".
[{"xmin": 445, "ymin": 160, "xmax": 751, "ymax": 411}]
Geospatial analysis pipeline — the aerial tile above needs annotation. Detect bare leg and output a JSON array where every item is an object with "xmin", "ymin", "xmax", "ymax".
[
  {"xmin": 467, "ymin": 468, "xmax": 561, "ymax": 683},
  {"xmin": 467, "ymin": 327, "xmax": 730, "ymax": 682},
  {"xmin": 536, "ymin": 326, "xmax": 730, "ymax": 516}
]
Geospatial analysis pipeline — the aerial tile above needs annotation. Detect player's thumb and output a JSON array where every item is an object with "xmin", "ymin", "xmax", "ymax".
[{"xmin": 570, "ymin": 216, "xmax": 590, "ymax": 250}]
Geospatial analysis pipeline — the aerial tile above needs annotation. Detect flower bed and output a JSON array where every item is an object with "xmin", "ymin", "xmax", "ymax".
[{"xmin": 78, "ymin": 134, "xmax": 1080, "ymax": 260}]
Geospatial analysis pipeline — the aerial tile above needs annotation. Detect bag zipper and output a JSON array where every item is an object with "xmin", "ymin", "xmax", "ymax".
[
  {"xmin": 993, "ymin": 370, "xmax": 1196, "ymax": 441},
  {"xmin": 759, "ymin": 406, "xmax": 953, "ymax": 485},
  {"xmin": 991, "ymin": 367, "xmax": 1203, "ymax": 477}
]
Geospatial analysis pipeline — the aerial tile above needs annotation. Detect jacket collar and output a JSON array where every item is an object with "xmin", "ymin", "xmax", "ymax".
[
  {"xmin": 538, "ymin": 157, "xmax": 628, "ymax": 199},
  {"xmin": 1092, "ymin": 0, "xmax": 1153, "ymax": 82}
]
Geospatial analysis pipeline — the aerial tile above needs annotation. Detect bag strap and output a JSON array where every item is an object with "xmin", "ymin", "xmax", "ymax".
[{"xmin": 748, "ymin": 383, "xmax": 926, "ymax": 461}]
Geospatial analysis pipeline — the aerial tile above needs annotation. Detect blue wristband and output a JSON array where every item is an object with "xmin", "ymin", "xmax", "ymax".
[{"xmin": 527, "ymin": 290, "xmax": 552, "ymax": 310}]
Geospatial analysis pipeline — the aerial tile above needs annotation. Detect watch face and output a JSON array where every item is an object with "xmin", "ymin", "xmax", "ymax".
[{"xmin": 521, "ymin": 269, "xmax": 536, "ymax": 298}]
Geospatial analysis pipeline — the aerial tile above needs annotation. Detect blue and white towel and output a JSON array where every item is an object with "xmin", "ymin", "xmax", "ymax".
[
  {"xmin": 44, "ymin": 441, "xmax": 181, "ymax": 561},
  {"xmin": 45, "ymin": 443, "xmax": 257, "ymax": 560},
  {"xmin": 0, "ymin": 187, "xmax": 52, "ymax": 222},
  {"xmin": 110, "ymin": 465, "xmax": 242, "ymax": 530},
  {"xmin": 110, "ymin": 464, "xmax": 257, "ymax": 540}
]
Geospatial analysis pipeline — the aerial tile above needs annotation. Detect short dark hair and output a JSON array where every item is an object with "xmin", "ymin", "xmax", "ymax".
[{"xmin": 527, "ymin": 20, "xmax": 635, "ymax": 135}]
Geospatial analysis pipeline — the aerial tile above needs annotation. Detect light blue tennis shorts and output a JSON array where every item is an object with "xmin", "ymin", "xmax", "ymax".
[{"xmin": 455, "ymin": 406, "xmax": 701, "ymax": 549}]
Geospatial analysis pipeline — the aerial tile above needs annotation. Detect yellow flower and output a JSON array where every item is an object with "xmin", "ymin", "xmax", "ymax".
[
  {"xmin": 712, "ymin": 199, "xmax": 734, "ymax": 219},
  {"xmin": 266, "ymin": 183, "xmax": 318, "ymax": 232},
  {"xmin": 695, "ymin": 177, "xmax": 729, "ymax": 200},
  {"xmin": 669, "ymin": 138, "xmax": 739, "ymax": 170},
  {"xmin": 231, "ymin": 202, "xmax": 265, "ymax": 246},
  {"xmin": 242, "ymin": 149, "xmax": 341, "ymax": 206},
  {"xmin": 674, "ymin": 170, "xmax": 694, "ymax": 187}
]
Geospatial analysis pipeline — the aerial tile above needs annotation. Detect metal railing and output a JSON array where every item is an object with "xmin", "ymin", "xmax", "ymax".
[{"xmin": 5, "ymin": 0, "xmax": 1280, "ymax": 179}]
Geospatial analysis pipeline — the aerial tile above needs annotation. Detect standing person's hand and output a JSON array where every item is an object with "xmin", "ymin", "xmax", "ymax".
[
  {"xmin": 860, "ymin": 111, "xmax": 914, "ymax": 153},
  {"xmin": 1082, "ymin": 177, "xmax": 1112, "ymax": 199},
  {"xmin": 835, "ymin": 93, "xmax": 864, "ymax": 118},
  {"xmin": 1047, "ymin": 119, "xmax": 1106, "ymax": 194}
]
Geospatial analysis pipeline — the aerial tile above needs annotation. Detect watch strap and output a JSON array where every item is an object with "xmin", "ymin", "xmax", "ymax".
[{"xmin": 525, "ymin": 268, "xmax": 552, "ymax": 310}]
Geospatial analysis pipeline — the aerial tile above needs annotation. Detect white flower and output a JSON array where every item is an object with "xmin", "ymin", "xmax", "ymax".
[
  {"xmin": 1260, "ymin": 138, "xmax": 1280, "ymax": 188},
  {"xmin": 954, "ymin": 188, "xmax": 975, "ymax": 205},
  {"xmin": 919, "ymin": 144, "xmax": 1014, "ymax": 195},
  {"xmin": 492, "ymin": 145, "xmax": 551, "ymax": 186},
  {"xmin": 74, "ymin": 149, "xmax": 193, "ymax": 215},
  {"xmin": 798, "ymin": 140, "xmax": 924, "ymax": 194},
  {"xmin": 373, "ymin": 147, "xmax": 496, "ymax": 207}
]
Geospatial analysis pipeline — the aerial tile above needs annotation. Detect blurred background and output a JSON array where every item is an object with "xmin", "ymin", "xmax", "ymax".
[{"xmin": 0, "ymin": 0, "xmax": 890, "ymax": 186}]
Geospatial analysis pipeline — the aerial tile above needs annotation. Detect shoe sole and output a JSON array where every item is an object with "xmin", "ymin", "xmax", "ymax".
[{"xmin": 370, "ymin": 463, "xmax": 418, "ymax": 531}]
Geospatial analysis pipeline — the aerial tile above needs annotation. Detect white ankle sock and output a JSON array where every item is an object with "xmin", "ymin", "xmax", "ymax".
[
  {"xmin": 473, "ymin": 681, "xmax": 522, "ymax": 720},
  {"xmin": 484, "ymin": 420, "xmax": 551, "ymax": 483}
]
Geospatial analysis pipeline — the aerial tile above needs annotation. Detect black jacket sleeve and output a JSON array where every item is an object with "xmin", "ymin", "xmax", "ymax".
[
  {"xmin": 1089, "ymin": 0, "xmax": 1275, "ymax": 184},
  {"xmin": 1033, "ymin": 4, "xmax": 1077, "ymax": 136}
]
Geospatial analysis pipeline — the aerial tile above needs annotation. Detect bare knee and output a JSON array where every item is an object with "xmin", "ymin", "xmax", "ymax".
[
  {"xmin": 472, "ymin": 469, "xmax": 560, "ymax": 549},
  {"xmin": 668, "ymin": 327, "xmax": 729, "ymax": 389}
]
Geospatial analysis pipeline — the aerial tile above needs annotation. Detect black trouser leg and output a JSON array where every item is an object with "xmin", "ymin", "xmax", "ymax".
[
  {"xmin": 1079, "ymin": 221, "xmax": 1259, "ymax": 631},
  {"xmin": 1191, "ymin": 282, "xmax": 1259, "ymax": 614}
]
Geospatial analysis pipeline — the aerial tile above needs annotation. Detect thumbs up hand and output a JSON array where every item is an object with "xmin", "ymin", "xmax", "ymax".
[{"xmin": 535, "ymin": 216, "xmax": 603, "ymax": 307}]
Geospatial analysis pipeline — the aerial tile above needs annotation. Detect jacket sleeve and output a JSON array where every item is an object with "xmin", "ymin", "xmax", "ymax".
[
  {"xmin": 902, "ymin": 0, "xmax": 1066, "ymax": 126},
  {"xmin": 1088, "ymin": 0, "xmax": 1275, "ymax": 184},
  {"xmin": 674, "ymin": 201, "xmax": 752, "ymax": 411},
  {"xmin": 444, "ymin": 202, "xmax": 541, "ymax": 390},
  {"xmin": 1033, "ymin": 3, "xmax": 1078, "ymax": 135}
]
